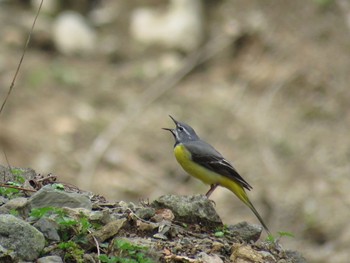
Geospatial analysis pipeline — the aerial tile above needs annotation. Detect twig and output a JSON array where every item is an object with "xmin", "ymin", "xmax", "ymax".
[
  {"xmin": 78, "ymin": 32, "xmax": 238, "ymax": 189},
  {"xmin": 0, "ymin": 0, "xmax": 43, "ymax": 115},
  {"xmin": 88, "ymin": 229, "xmax": 101, "ymax": 263},
  {"xmin": 0, "ymin": 183, "xmax": 36, "ymax": 192}
]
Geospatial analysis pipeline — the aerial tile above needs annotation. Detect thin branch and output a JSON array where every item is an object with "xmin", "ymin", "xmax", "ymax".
[
  {"xmin": 0, "ymin": 183, "xmax": 36, "ymax": 192},
  {"xmin": 0, "ymin": 0, "xmax": 43, "ymax": 115},
  {"xmin": 88, "ymin": 229, "xmax": 101, "ymax": 263}
]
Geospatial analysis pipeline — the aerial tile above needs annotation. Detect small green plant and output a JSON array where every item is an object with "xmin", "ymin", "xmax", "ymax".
[
  {"xmin": 52, "ymin": 183, "xmax": 65, "ymax": 190},
  {"xmin": 31, "ymin": 207, "xmax": 97, "ymax": 261},
  {"xmin": 266, "ymin": 231, "xmax": 295, "ymax": 243},
  {"xmin": 9, "ymin": 209, "xmax": 19, "ymax": 216},
  {"xmin": 30, "ymin": 206, "xmax": 59, "ymax": 218},
  {"xmin": 30, "ymin": 207, "xmax": 93, "ymax": 242},
  {"xmin": 99, "ymin": 239, "xmax": 154, "ymax": 263},
  {"xmin": 10, "ymin": 168, "xmax": 24, "ymax": 177},
  {"xmin": 214, "ymin": 224, "xmax": 229, "ymax": 238},
  {"xmin": 0, "ymin": 186, "xmax": 20, "ymax": 198},
  {"xmin": 0, "ymin": 172, "xmax": 25, "ymax": 199},
  {"xmin": 58, "ymin": 241, "xmax": 84, "ymax": 263}
]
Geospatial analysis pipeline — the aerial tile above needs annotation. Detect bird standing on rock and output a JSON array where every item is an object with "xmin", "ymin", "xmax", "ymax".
[{"xmin": 163, "ymin": 115, "xmax": 271, "ymax": 236}]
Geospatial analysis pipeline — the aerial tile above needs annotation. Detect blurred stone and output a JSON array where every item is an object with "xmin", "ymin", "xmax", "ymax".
[
  {"xmin": 52, "ymin": 11, "xmax": 96, "ymax": 55},
  {"xmin": 227, "ymin": 221, "xmax": 262, "ymax": 242},
  {"xmin": 0, "ymin": 165, "xmax": 37, "ymax": 182},
  {"xmin": 284, "ymin": 250, "xmax": 307, "ymax": 263},
  {"xmin": 37, "ymin": 255, "xmax": 63, "ymax": 263},
  {"xmin": 230, "ymin": 244, "xmax": 263, "ymax": 262},
  {"xmin": 130, "ymin": 0, "xmax": 203, "ymax": 52},
  {"xmin": 0, "ymin": 215, "xmax": 45, "ymax": 261},
  {"xmin": 135, "ymin": 207, "xmax": 156, "ymax": 220},
  {"xmin": 0, "ymin": 244, "xmax": 16, "ymax": 263},
  {"xmin": 0, "ymin": 197, "xmax": 28, "ymax": 217},
  {"xmin": 152, "ymin": 195, "xmax": 222, "ymax": 227},
  {"xmin": 198, "ymin": 252, "xmax": 223, "ymax": 263},
  {"xmin": 83, "ymin": 218, "xmax": 127, "ymax": 250},
  {"xmin": 33, "ymin": 217, "xmax": 60, "ymax": 242},
  {"xmin": 28, "ymin": 185, "xmax": 92, "ymax": 210}
]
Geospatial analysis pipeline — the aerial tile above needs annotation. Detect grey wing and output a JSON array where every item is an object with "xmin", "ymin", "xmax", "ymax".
[{"xmin": 186, "ymin": 140, "xmax": 253, "ymax": 190}]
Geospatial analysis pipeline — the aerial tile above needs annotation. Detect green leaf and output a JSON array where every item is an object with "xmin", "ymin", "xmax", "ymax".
[
  {"xmin": 52, "ymin": 183, "xmax": 65, "ymax": 190},
  {"xmin": 214, "ymin": 231, "xmax": 225, "ymax": 238},
  {"xmin": 30, "ymin": 207, "xmax": 55, "ymax": 218},
  {"xmin": 278, "ymin": 231, "xmax": 295, "ymax": 238}
]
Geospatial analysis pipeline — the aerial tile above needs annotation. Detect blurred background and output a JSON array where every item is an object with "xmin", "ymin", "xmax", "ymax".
[{"xmin": 1, "ymin": 0, "xmax": 350, "ymax": 262}]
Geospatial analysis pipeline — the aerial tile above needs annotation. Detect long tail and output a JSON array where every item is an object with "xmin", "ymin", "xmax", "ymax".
[
  {"xmin": 245, "ymin": 199, "xmax": 271, "ymax": 236},
  {"xmin": 220, "ymin": 177, "xmax": 272, "ymax": 236}
]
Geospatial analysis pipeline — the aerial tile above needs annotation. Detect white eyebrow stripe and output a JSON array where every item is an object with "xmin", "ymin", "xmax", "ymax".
[{"xmin": 182, "ymin": 126, "xmax": 192, "ymax": 138}]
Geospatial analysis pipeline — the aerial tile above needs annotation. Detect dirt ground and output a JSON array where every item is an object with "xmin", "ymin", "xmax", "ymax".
[{"xmin": 1, "ymin": 1, "xmax": 350, "ymax": 262}]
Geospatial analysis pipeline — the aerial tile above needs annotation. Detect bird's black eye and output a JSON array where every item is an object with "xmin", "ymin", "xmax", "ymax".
[{"xmin": 178, "ymin": 126, "xmax": 184, "ymax": 131}]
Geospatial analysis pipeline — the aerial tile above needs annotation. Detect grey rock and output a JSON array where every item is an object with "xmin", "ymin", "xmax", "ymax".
[
  {"xmin": 88, "ymin": 210, "xmax": 112, "ymax": 224},
  {"xmin": 227, "ymin": 222, "xmax": 262, "ymax": 242},
  {"xmin": 0, "ymin": 244, "xmax": 16, "ymax": 263},
  {"xmin": 285, "ymin": 250, "xmax": 307, "ymax": 263},
  {"xmin": 28, "ymin": 185, "xmax": 92, "ymax": 210},
  {"xmin": 0, "ymin": 165, "xmax": 37, "ymax": 182},
  {"xmin": 198, "ymin": 252, "xmax": 223, "ymax": 263},
  {"xmin": 0, "ymin": 214, "xmax": 45, "ymax": 261},
  {"xmin": 83, "ymin": 218, "xmax": 127, "ymax": 250},
  {"xmin": 152, "ymin": 195, "xmax": 222, "ymax": 227},
  {"xmin": 33, "ymin": 217, "xmax": 60, "ymax": 242},
  {"xmin": 0, "ymin": 197, "xmax": 28, "ymax": 217},
  {"xmin": 0, "ymin": 196, "xmax": 8, "ymax": 206},
  {"xmin": 135, "ymin": 207, "xmax": 155, "ymax": 220},
  {"xmin": 37, "ymin": 255, "xmax": 63, "ymax": 263}
]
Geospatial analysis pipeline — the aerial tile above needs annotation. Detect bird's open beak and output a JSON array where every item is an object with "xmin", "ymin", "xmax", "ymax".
[
  {"xmin": 168, "ymin": 115, "xmax": 178, "ymax": 125},
  {"xmin": 162, "ymin": 127, "xmax": 176, "ymax": 137},
  {"xmin": 162, "ymin": 115, "xmax": 177, "ymax": 135}
]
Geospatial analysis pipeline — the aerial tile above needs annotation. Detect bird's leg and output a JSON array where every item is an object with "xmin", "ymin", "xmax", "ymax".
[{"xmin": 205, "ymin": 184, "xmax": 219, "ymax": 198}]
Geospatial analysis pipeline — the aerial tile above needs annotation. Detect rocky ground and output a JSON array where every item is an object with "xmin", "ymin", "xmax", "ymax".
[
  {"xmin": 0, "ymin": 165, "xmax": 306, "ymax": 263},
  {"xmin": 1, "ymin": 1, "xmax": 350, "ymax": 263}
]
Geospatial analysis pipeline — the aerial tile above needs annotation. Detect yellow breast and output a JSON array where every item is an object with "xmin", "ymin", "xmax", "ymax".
[{"xmin": 173, "ymin": 144, "xmax": 221, "ymax": 185}]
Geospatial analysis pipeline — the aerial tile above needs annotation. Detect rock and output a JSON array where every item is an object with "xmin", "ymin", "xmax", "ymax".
[
  {"xmin": 28, "ymin": 185, "xmax": 92, "ymax": 210},
  {"xmin": 227, "ymin": 222, "xmax": 262, "ymax": 242},
  {"xmin": 0, "ymin": 165, "xmax": 37, "ymax": 182},
  {"xmin": 83, "ymin": 218, "xmax": 127, "ymax": 250},
  {"xmin": 0, "ymin": 214, "xmax": 45, "ymax": 261},
  {"xmin": 88, "ymin": 210, "xmax": 113, "ymax": 224},
  {"xmin": 198, "ymin": 252, "xmax": 223, "ymax": 263},
  {"xmin": 0, "ymin": 197, "xmax": 28, "ymax": 217},
  {"xmin": 33, "ymin": 217, "xmax": 60, "ymax": 242},
  {"xmin": 130, "ymin": 0, "xmax": 203, "ymax": 52},
  {"xmin": 152, "ymin": 195, "xmax": 222, "ymax": 227},
  {"xmin": 37, "ymin": 255, "xmax": 63, "ymax": 263},
  {"xmin": 0, "ymin": 244, "xmax": 16, "ymax": 263},
  {"xmin": 0, "ymin": 196, "xmax": 8, "ymax": 206},
  {"xmin": 230, "ymin": 244, "xmax": 263, "ymax": 263},
  {"xmin": 52, "ymin": 11, "xmax": 96, "ymax": 55},
  {"xmin": 284, "ymin": 250, "xmax": 307, "ymax": 263},
  {"xmin": 135, "ymin": 207, "xmax": 156, "ymax": 220}
]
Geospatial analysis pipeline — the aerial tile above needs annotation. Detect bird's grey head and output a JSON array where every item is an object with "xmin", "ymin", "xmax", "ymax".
[{"xmin": 163, "ymin": 115, "xmax": 199, "ymax": 144}]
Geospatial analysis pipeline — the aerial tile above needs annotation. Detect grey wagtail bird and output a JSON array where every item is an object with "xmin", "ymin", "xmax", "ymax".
[{"xmin": 163, "ymin": 115, "xmax": 271, "ymax": 235}]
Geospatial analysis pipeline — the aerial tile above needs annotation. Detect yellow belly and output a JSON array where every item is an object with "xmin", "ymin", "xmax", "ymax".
[
  {"xmin": 173, "ymin": 144, "xmax": 249, "ymax": 205},
  {"xmin": 174, "ymin": 144, "xmax": 221, "ymax": 185}
]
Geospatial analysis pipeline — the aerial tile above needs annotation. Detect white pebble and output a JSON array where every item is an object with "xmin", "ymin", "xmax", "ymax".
[{"xmin": 52, "ymin": 11, "xmax": 96, "ymax": 55}]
